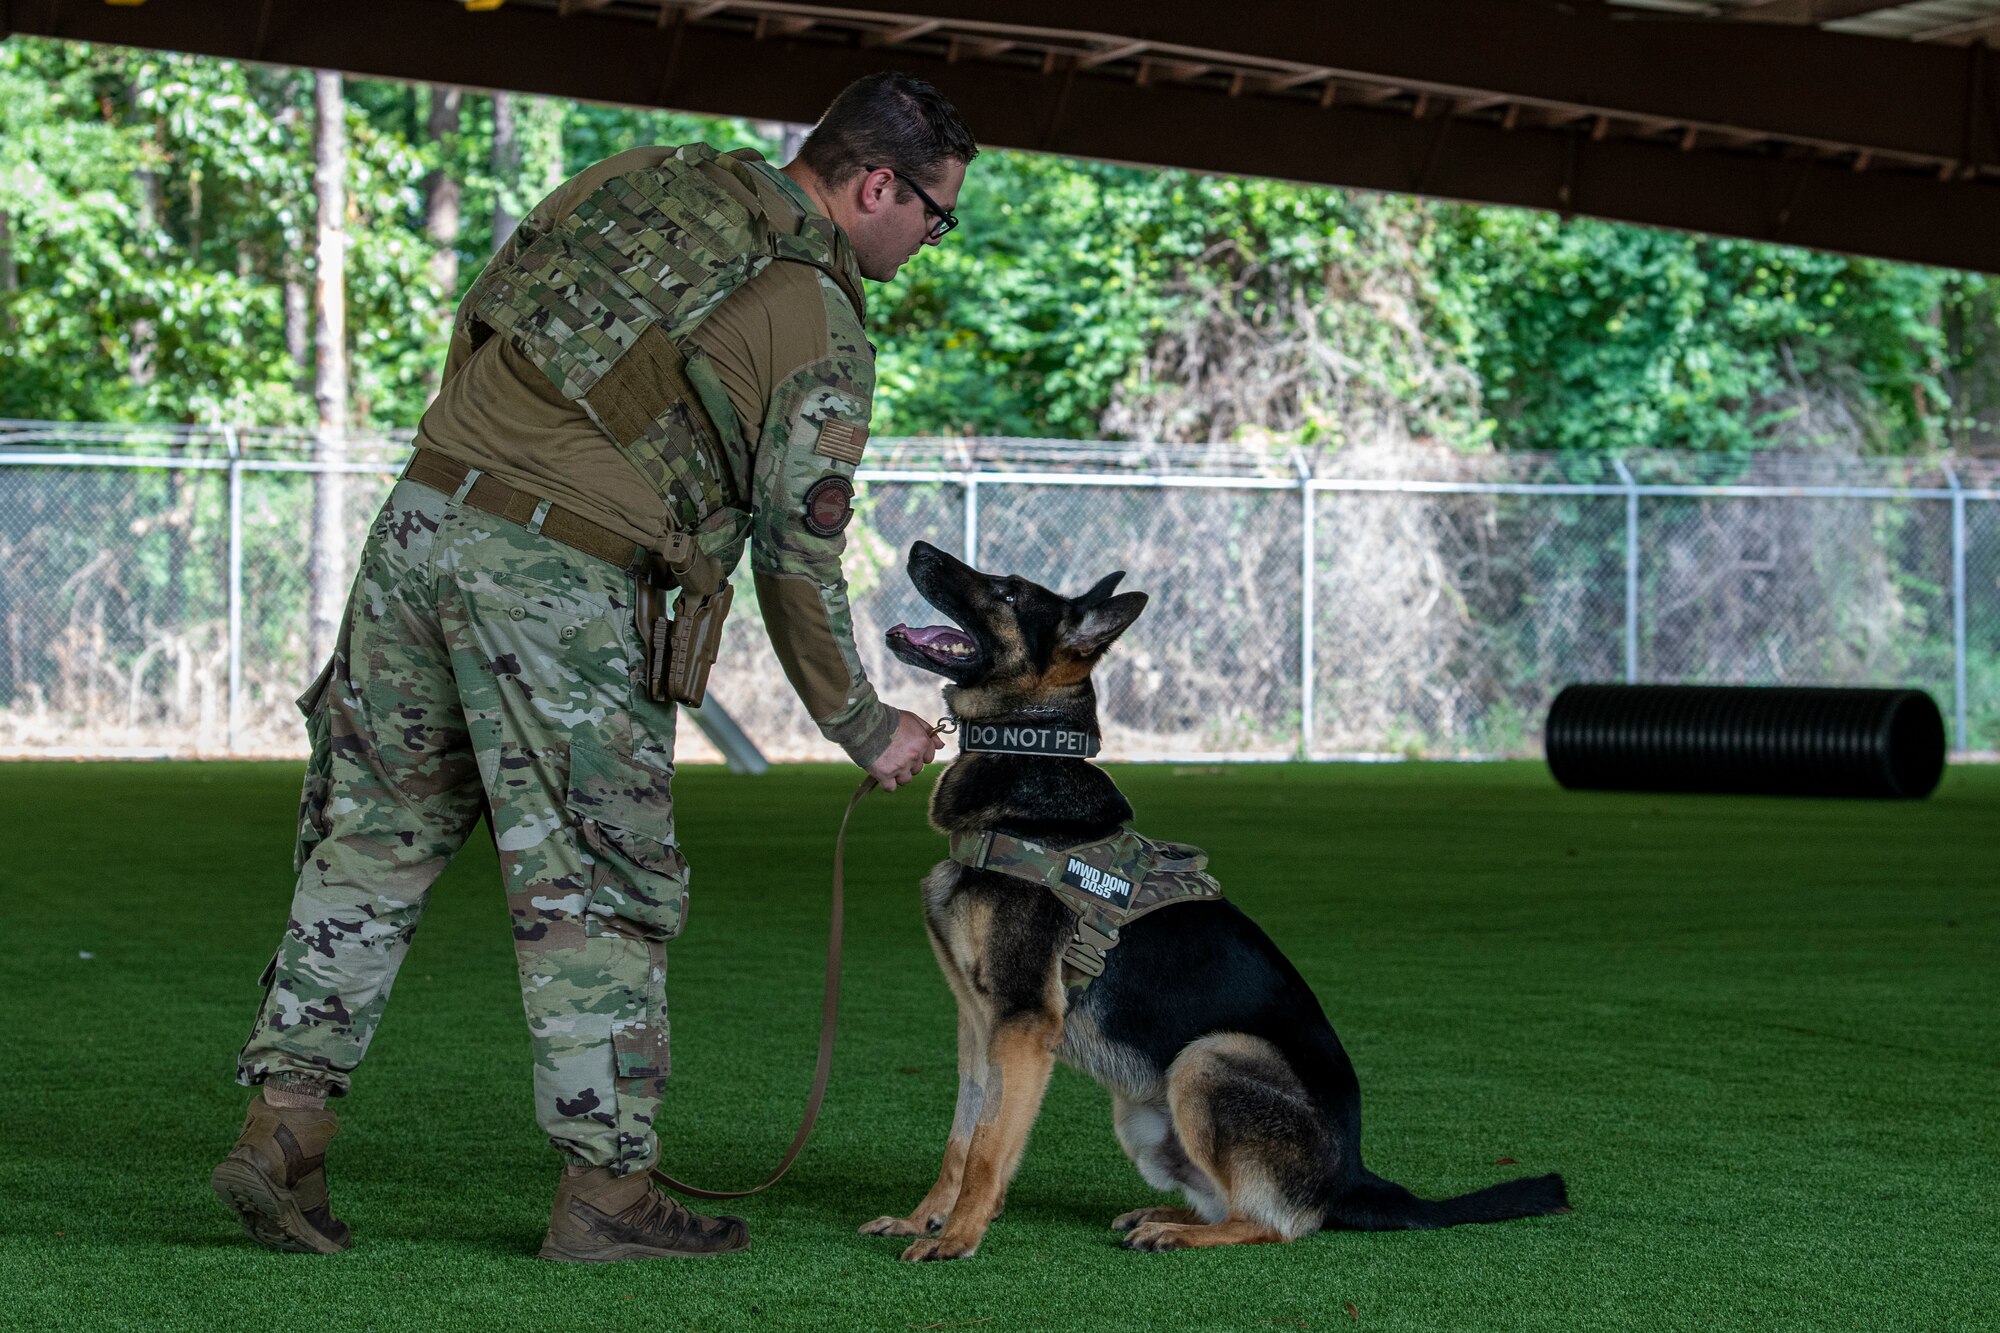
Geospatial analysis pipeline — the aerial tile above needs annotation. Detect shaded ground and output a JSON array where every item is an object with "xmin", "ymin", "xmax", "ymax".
[{"xmin": 1, "ymin": 760, "xmax": 1994, "ymax": 1331}]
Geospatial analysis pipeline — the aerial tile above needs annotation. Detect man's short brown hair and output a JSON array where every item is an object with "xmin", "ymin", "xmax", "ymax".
[{"xmin": 797, "ymin": 71, "xmax": 977, "ymax": 192}]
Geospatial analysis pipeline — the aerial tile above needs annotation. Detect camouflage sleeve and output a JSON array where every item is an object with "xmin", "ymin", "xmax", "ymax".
[{"xmin": 749, "ymin": 348, "xmax": 897, "ymax": 769}]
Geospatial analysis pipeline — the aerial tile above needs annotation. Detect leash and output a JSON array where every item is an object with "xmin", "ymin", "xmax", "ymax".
[{"xmin": 649, "ymin": 716, "xmax": 954, "ymax": 1201}]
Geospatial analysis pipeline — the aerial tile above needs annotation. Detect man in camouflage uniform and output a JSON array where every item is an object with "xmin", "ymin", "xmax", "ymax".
[{"xmin": 211, "ymin": 73, "xmax": 977, "ymax": 1262}]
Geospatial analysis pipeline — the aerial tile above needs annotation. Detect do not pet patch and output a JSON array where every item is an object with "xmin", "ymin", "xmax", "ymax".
[{"xmin": 802, "ymin": 476, "xmax": 855, "ymax": 537}]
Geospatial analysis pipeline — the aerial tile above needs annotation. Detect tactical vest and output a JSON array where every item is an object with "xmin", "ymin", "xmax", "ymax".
[
  {"xmin": 457, "ymin": 144, "xmax": 866, "ymax": 580},
  {"xmin": 948, "ymin": 827, "xmax": 1225, "ymax": 990}
]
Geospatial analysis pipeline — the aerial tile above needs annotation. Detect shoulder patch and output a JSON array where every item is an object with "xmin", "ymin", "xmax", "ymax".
[
  {"xmin": 814, "ymin": 419, "xmax": 868, "ymax": 466},
  {"xmin": 802, "ymin": 475, "xmax": 855, "ymax": 537}
]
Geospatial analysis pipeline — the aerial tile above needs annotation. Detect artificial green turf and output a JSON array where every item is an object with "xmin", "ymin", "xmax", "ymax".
[{"xmin": 1, "ymin": 760, "xmax": 1994, "ymax": 1332}]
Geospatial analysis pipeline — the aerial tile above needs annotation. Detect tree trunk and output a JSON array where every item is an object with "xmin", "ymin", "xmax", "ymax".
[
  {"xmin": 425, "ymin": 85, "xmax": 463, "ymax": 299},
  {"xmin": 284, "ymin": 273, "xmax": 310, "ymax": 392},
  {"xmin": 130, "ymin": 142, "xmax": 162, "ymax": 393},
  {"xmin": 130, "ymin": 95, "xmax": 181, "ymax": 646},
  {"xmin": 309, "ymin": 69, "xmax": 350, "ymax": 671},
  {"xmin": 1964, "ymin": 284, "xmax": 2000, "ymax": 458},
  {"xmin": 0, "ymin": 208, "xmax": 16, "ymax": 335},
  {"xmin": 491, "ymin": 90, "xmax": 521, "ymax": 253},
  {"xmin": 3, "ymin": 604, "xmax": 19, "ymax": 710}
]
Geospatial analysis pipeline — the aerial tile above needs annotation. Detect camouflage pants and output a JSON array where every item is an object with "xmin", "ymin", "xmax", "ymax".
[{"xmin": 237, "ymin": 477, "xmax": 686, "ymax": 1175}]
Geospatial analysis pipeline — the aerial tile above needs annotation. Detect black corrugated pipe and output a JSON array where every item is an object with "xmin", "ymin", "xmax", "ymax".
[{"xmin": 1546, "ymin": 684, "xmax": 1946, "ymax": 799}]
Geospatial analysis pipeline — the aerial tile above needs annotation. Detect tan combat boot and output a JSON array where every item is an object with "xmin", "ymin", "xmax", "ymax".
[
  {"xmin": 210, "ymin": 1092, "xmax": 351, "ymax": 1254},
  {"xmin": 538, "ymin": 1166, "xmax": 749, "ymax": 1262}
]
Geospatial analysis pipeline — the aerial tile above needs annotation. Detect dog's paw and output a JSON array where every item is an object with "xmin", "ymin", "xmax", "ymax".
[
  {"xmin": 900, "ymin": 1235, "xmax": 979, "ymax": 1262},
  {"xmin": 1111, "ymin": 1206, "xmax": 1196, "ymax": 1232},
  {"xmin": 859, "ymin": 1214, "xmax": 937, "ymax": 1237},
  {"xmin": 1121, "ymin": 1222, "xmax": 1194, "ymax": 1252}
]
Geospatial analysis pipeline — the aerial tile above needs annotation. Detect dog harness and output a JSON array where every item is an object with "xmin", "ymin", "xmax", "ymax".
[{"xmin": 947, "ymin": 827, "xmax": 1224, "ymax": 989}]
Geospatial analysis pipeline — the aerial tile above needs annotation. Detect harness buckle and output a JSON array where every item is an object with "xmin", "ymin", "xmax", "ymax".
[{"xmin": 1060, "ymin": 941, "xmax": 1107, "ymax": 978}]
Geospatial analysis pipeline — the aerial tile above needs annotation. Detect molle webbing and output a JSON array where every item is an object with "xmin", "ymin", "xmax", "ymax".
[
  {"xmin": 458, "ymin": 144, "xmax": 859, "ymax": 533},
  {"xmin": 587, "ymin": 324, "xmax": 715, "ymax": 459},
  {"xmin": 948, "ymin": 827, "xmax": 1223, "ymax": 988}
]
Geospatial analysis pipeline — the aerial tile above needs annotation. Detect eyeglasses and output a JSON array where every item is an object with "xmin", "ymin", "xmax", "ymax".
[{"xmin": 866, "ymin": 165, "xmax": 958, "ymax": 240}]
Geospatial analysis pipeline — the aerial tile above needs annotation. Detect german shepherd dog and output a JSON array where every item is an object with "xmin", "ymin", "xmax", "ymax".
[{"xmin": 865, "ymin": 541, "xmax": 1569, "ymax": 1260}]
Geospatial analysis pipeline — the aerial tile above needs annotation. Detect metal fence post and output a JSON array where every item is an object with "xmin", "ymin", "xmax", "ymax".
[
  {"xmin": 226, "ymin": 427, "xmax": 244, "ymax": 754},
  {"xmin": 1945, "ymin": 464, "xmax": 1967, "ymax": 752},
  {"xmin": 1612, "ymin": 456, "xmax": 1639, "ymax": 683},
  {"xmin": 963, "ymin": 472, "xmax": 980, "ymax": 565},
  {"xmin": 1296, "ymin": 452, "xmax": 1315, "ymax": 760}
]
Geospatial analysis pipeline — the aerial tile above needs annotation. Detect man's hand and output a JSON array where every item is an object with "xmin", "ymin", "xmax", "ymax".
[{"xmin": 867, "ymin": 708, "xmax": 944, "ymax": 791}]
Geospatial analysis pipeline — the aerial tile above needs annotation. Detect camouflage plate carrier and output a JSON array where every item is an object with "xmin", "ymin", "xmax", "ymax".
[
  {"xmin": 947, "ymin": 827, "xmax": 1225, "ymax": 988},
  {"xmin": 458, "ymin": 142, "xmax": 866, "ymax": 599}
]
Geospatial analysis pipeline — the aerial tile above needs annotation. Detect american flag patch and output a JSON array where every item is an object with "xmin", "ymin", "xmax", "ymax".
[{"xmin": 813, "ymin": 419, "xmax": 868, "ymax": 465}]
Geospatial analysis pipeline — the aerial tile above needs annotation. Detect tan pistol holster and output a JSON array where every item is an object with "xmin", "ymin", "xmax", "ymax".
[{"xmin": 634, "ymin": 529, "xmax": 734, "ymax": 709}]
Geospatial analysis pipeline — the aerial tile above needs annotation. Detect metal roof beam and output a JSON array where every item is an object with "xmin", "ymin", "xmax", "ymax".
[
  {"xmin": 1913, "ymin": 13, "xmax": 2000, "ymax": 42},
  {"xmin": 1021, "ymin": 58, "xmax": 2000, "ymax": 273},
  {"xmin": 659, "ymin": 0, "xmax": 1998, "ymax": 162},
  {"xmin": 864, "ymin": 18, "xmax": 941, "ymax": 45},
  {"xmin": 26, "ymin": 1, "xmax": 1995, "ymax": 161},
  {"xmin": 1077, "ymin": 39, "xmax": 1151, "ymax": 69}
]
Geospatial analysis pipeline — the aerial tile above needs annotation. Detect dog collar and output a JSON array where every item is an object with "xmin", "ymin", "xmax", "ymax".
[{"xmin": 957, "ymin": 720, "xmax": 1101, "ymax": 759}]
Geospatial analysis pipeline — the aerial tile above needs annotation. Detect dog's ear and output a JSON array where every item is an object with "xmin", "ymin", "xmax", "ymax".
[
  {"xmin": 1063, "ymin": 591, "xmax": 1147, "ymax": 658},
  {"xmin": 1075, "ymin": 571, "xmax": 1125, "ymax": 609}
]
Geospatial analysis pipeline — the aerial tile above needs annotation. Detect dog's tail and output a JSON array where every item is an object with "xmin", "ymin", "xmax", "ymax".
[{"xmin": 1325, "ymin": 1169, "xmax": 1570, "ymax": 1231}]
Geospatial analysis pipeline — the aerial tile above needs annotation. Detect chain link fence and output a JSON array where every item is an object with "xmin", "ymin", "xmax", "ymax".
[{"xmin": 3, "ymin": 421, "xmax": 1996, "ymax": 761}]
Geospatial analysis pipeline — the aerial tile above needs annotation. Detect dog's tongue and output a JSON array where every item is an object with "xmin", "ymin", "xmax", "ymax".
[{"xmin": 893, "ymin": 623, "xmax": 975, "ymax": 653}]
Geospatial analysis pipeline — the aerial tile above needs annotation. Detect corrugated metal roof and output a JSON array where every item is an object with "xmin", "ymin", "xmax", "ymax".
[
  {"xmin": 1830, "ymin": 1, "xmax": 2000, "ymax": 40},
  {"xmin": 1611, "ymin": 0, "xmax": 2000, "ymax": 40}
]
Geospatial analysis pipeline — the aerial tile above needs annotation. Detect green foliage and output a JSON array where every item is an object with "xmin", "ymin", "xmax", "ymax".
[
  {"xmin": 1940, "ymin": 275, "xmax": 2000, "ymax": 453},
  {"xmin": 0, "ymin": 42, "xmax": 431, "ymax": 425},
  {"xmin": 1433, "ymin": 209, "xmax": 1984, "ymax": 452},
  {"xmin": 341, "ymin": 91, "xmax": 451, "ymax": 427},
  {"xmin": 1, "ymin": 34, "xmax": 1995, "ymax": 453},
  {"xmin": 868, "ymin": 153, "xmax": 1170, "ymax": 438},
  {"xmin": 0, "ymin": 43, "xmax": 138, "ymax": 420},
  {"xmin": 870, "ymin": 157, "xmax": 1481, "ymax": 446},
  {"xmin": 871, "ymin": 155, "xmax": 1994, "ymax": 454}
]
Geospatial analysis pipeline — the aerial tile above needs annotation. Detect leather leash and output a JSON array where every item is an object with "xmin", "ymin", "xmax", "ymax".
[{"xmin": 650, "ymin": 716, "xmax": 954, "ymax": 1201}]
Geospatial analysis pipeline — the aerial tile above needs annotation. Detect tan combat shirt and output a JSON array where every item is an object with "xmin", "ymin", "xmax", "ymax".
[{"xmin": 415, "ymin": 147, "xmax": 898, "ymax": 767}]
